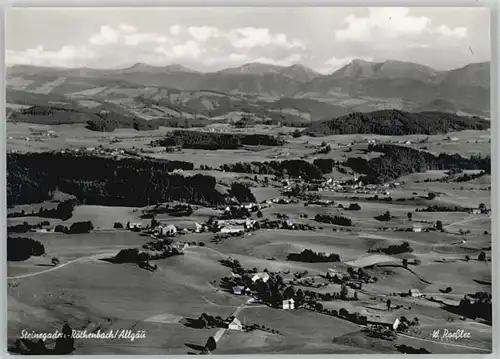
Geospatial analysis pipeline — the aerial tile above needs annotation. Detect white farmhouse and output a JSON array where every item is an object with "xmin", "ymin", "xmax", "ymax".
[
  {"xmin": 408, "ymin": 288, "xmax": 423, "ymax": 298},
  {"xmin": 282, "ymin": 299, "xmax": 295, "ymax": 310},
  {"xmin": 221, "ymin": 226, "xmax": 245, "ymax": 234},
  {"xmin": 128, "ymin": 222, "xmax": 144, "ymax": 230},
  {"xmin": 251, "ymin": 272, "xmax": 270, "ymax": 283},
  {"xmin": 393, "ymin": 317, "xmax": 401, "ymax": 330},
  {"xmin": 227, "ymin": 318, "xmax": 242, "ymax": 331}
]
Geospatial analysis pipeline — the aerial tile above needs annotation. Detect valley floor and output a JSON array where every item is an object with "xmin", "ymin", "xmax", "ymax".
[{"xmin": 7, "ymin": 124, "xmax": 492, "ymax": 354}]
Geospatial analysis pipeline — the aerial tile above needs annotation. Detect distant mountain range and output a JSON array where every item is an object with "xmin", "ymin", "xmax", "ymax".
[{"xmin": 6, "ymin": 59, "xmax": 490, "ymax": 125}]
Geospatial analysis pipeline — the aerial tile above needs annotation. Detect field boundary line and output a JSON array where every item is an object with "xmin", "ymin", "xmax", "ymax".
[{"xmin": 7, "ymin": 252, "xmax": 109, "ymax": 280}]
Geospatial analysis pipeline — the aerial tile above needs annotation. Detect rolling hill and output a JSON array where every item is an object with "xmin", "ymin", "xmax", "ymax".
[
  {"xmin": 6, "ymin": 59, "xmax": 491, "ymax": 126},
  {"xmin": 297, "ymin": 60, "xmax": 490, "ymax": 116},
  {"xmin": 218, "ymin": 62, "xmax": 321, "ymax": 83},
  {"xmin": 305, "ymin": 109, "xmax": 491, "ymax": 137}
]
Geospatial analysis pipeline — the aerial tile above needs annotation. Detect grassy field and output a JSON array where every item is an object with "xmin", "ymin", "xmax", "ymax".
[
  {"xmin": 7, "ymin": 123, "xmax": 491, "ymax": 354},
  {"xmin": 7, "ymin": 200, "xmax": 492, "ymax": 354}
]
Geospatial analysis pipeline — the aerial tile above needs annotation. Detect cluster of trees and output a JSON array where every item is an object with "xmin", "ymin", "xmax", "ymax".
[
  {"xmin": 418, "ymin": 170, "xmax": 487, "ymax": 184},
  {"xmin": 9, "ymin": 104, "xmax": 166, "ymax": 132},
  {"xmin": 259, "ymin": 218, "xmax": 315, "ymax": 231},
  {"xmin": 314, "ymin": 214, "xmax": 353, "ymax": 226},
  {"xmin": 7, "ymin": 237, "xmax": 45, "ymax": 261},
  {"xmin": 344, "ymin": 144, "xmax": 490, "ymax": 184},
  {"xmin": 219, "ymin": 206, "xmax": 252, "ymax": 220},
  {"xmin": 8, "ymin": 201, "xmax": 75, "ymax": 221},
  {"xmin": 361, "ymin": 195, "xmax": 401, "ymax": 203},
  {"xmin": 244, "ymin": 323, "xmax": 281, "ymax": 335},
  {"xmin": 326, "ymin": 267, "xmax": 375, "ymax": 285},
  {"xmin": 300, "ymin": 284, "xmax": 357, "ymax": 302},
  {"xmin": 362, "ymin": 325, "xmax": 397, "ymax": 341},
  {"xmin": 186, "ymin": 313, "xmax": 226, "ymax": 329},
  {"xmin": 287, "ymin": 249, "xmax": 340, "ymax": 263},
  {"xmin": 114, "ymin": 240, "xmax": 183, "ymax": 264},
  {"xmin": 54, "ymin": 221, "xmax": 94, "ymax": 234},
  {"xmin": 346, "ymin": 203, "xmax": 362, "ymax": 211},
  {"xmin": 375, "ymin": 210, "xmax": 393, "ymax": 222},
  {"xmin": 142, "ymin": 204, "xmax": 194, "ymax": 218},
  {"xmin": 314, "ymin": 144, "xmax": 332, "ymax": 155},
  {"xmin": 7, "ymin": 221, "xmax": 50, "ymax": 234},
  {"xmin": 221, "ymin": 159, "xmax": 324, "ymax": 180},
  {"xmin": 416, "ymin": 204, "xmax": 469, "ymax": 212},
  {"xmin": 306, "ymin": 110, "xmax": 490, "ymax": 136},
  {"xmin": 455, "ymin": 292, "xmax": 492, "ymax": 322},
  {"xmin": 153, "ymin": 130, "xmax": 286, "ymax": 150},
  {"xmin": 311, "ymin": 305, "xmax": 368, "ymax": 325},
  {"xmin": 86, "ymin": 116, "xmax": 159, "ymax": 132},
  {"xmin": 68, "ymin": 221, "xmax": 94, "ymax": 234},
  {"xmin": 39, "ymin": 201, "xmax": 76, "ymax": 221},
  {"xmin": 230, "ymin": 183, "xmax": 256, "ymax": 203},
  {"xmin": 454, "ymin": 171, "xmax": 488, "ymax": 183},
  {"xmin": 151, "ymin": 117, "xmax": 218, "ymax": 129},
  {"xmin": 220, "ymin": 264, "xmax": 293, "ymax": 308},
  {"xmin": 312, "ymin": 158, "xmax": 338, "ymax": 174},
  {"xmin": 369, "ymin": 241, "xmax": 413, "ymax": 255},
  {"xmin": 7, "ymin": 153, "xmax": 225, "ymax": 207}
]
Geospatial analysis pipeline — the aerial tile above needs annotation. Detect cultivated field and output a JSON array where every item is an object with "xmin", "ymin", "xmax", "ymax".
[{"xmin": 7, "ymin": 122, "xmax": 491, "ymax": 354}]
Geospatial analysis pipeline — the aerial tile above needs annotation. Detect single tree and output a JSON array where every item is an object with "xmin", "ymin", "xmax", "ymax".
[
  {"xmin": 386, "ymin": 299, "xmax": 392, "ymax": 310},
  {"xmin": 340, "ymin": 284, "xmax": 348, "ymax": 300},
  {"xmin": 436, "ymin": 220, "xmax": 443, "ymax": 231},
  {"xmin": 478, "ymin": 251, "xmax": 486, "ymax": 261},
  {"xmin": 339, "ymin": 308, "xmax": 348, "ymax": 318},
  {"xmin": 283, "ymin": 286, "xmax": 295, "ymax": 299},
  {"xmin": 402, "ymin": 258, "xmax": 408, "ymax": 268},
  {"xmin": 407, "ymin": 212, "xmax": 412, "ymax": 221},
  {"xmin": 204, "ymin": 336, "xmax": 217, "ymax": 354}
]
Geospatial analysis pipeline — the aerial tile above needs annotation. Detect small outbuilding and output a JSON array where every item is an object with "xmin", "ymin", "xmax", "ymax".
[
  {"xmin": 393, "ymin": 317, "xmax": 401, "ymax": 331},
  {"xmin": 221, "ymin": 226, "xmax": 245, "ymax": 234},
  {"xmin": 282, "ymin": 299, "xmax": 295, "ymax": 310},
  {"xmin": 409, "ymin": 288, "xmax": 423, "ymax": 298},
  {"xmin": 227, "ymin": 318, "xmax": 243, "ymax": 331},
  {"xmin": 128, "ymin": 222, "xmax": 144, "ymax": 231},
  {"xmin": 251, "ymin": 272, "xmax": 270, "ymax": 283},
  {"xmin": 154, "ymin": 224, "xmax": 177, "ymax": 237},
  {"xmin": 232, "ymin": 286, "xmax": 246, "ymax": 295}
]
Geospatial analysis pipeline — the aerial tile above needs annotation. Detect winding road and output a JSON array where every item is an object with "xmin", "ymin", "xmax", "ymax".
[
  {"xmin": 7, "ymin": 252, "xmax": 114, "ymax": 280},
  {"xmin": 443, "ymin": 215, "xmax": 486, "ymax": 230}
]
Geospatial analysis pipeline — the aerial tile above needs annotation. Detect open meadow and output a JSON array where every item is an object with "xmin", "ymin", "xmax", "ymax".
[
  {"xmin": 7, "ymin": 137, "xmax": 492, "ymax": 353},
  {"xmin": 6, "ymin": 27, "xmax": 492, "ymax": 354}
]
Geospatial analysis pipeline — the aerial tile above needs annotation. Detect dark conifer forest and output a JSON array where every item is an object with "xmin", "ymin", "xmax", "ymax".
[{"xmin": 7, "ymin": 153, "xmax": 224, "ymax": 207}]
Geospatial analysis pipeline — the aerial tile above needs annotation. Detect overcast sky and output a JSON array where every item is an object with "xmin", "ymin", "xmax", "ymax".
[{"xmin": 6, "ymin": 7, "xmax": 490, "ymax": 73}]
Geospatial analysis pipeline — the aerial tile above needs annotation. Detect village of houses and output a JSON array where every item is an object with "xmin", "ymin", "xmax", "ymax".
[
  {"xmin": 6, "ymin": 126, "xmax": 491, "ymax": 354},
  {"xmin": 55, "ymin": 173, "xmax": 487, "ymax": 355}
]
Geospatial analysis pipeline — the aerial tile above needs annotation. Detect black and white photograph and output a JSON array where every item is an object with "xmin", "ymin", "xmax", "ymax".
[{"xmin": 5, "ymin": 6, "xmax": 492, "ymax": 355}]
